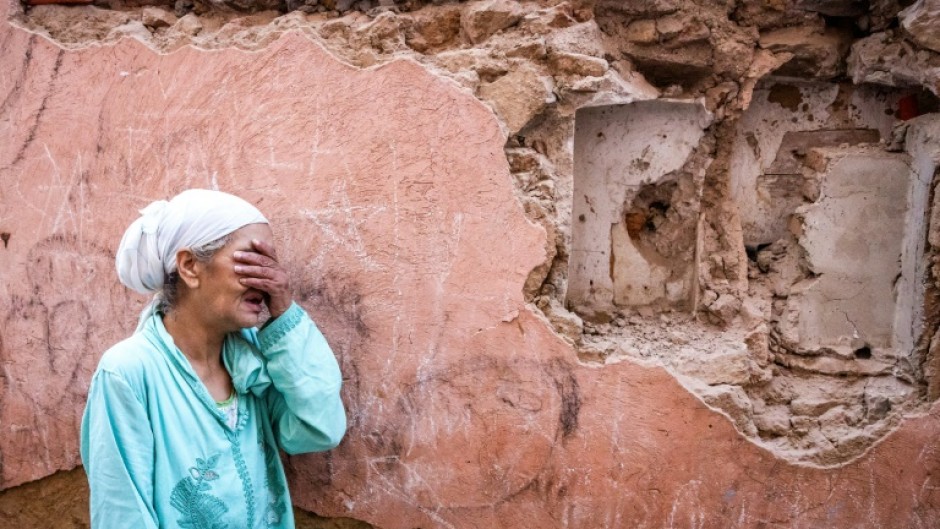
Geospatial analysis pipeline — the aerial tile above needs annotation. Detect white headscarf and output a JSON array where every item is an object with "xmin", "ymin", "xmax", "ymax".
[{"xmin": 116, "ymin": 189, "xmax": 268, "ymax": 294}]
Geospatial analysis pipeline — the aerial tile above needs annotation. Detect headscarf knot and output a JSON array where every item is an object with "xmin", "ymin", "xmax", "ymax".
[{"xmin": 138, "ymin": 200, "xmax": 168, "ymax": 235}]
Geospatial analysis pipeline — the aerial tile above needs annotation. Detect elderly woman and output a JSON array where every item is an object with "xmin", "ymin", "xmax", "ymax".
[{"xmin": 80, "ymin": 189, "xmax": 346, "ymax": 529}]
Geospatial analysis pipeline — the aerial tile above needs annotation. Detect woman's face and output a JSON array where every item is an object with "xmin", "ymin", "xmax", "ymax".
[{"xmin": 194, "ymin": 223, "xmax": 274, "ymax": 332}]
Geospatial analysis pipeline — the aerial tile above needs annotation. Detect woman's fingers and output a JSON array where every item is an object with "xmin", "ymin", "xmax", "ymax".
[
  {"xmin": 233, "ymin": 264, "xmax": 276, "ymax": 278},
  {"xmin": 250, "ymin": 239, "xmax": 278, "ymax": 261},
  {"xmin": 234, "ymin": 264, "xmax": 288, "ymax": 293},
  {"xmin": 239, "ymin": 276, "xmax": 277, "ymax": 289},
  {"xmin": 232, "ymin": 240, "xmax": 292, "ymax": 319},
  {"xmin": 232, "ymin": 251, "xmax": 276, "ymax": 267}
]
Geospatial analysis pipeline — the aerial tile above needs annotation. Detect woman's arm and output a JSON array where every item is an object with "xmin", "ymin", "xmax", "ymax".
[
  {"xmin": 233, "ymin": 238, "xmax": 346, "ymax": 453},
  {"xmin": 80, "ymin": 369, "xmax": 159, "ymax": 529},
  {"xmin": 257, "ymin": 302, "xmax": 347, "ymax": 454}
]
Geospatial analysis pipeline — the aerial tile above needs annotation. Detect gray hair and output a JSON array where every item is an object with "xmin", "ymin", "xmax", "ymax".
[{"xmin": 158, "ymin": 234, "xmax": 231, "ymax": 313}]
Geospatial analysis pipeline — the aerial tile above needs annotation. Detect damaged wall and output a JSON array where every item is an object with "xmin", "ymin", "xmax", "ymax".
[
  {"xmin": 4, "ymin": 0, "xmax": 940, "ymax": 527},
  {"xmin": 569, "ymin": 99, "xmax": 712, "ymax": 316}
]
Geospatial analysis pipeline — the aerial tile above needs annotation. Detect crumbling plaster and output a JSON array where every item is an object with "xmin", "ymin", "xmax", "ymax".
[
  {"xmin": 4, "ymin": 0, "xmax": 940, "ymax": 527},
  {"xmin": 729, "ymin": 81, "xmax": 902, "ymax": 247}
]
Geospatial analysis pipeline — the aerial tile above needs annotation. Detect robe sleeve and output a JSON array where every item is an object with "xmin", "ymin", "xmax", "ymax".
[
  {"xmin": 80, "ymin": 369, "xmax": 159, "ymax": 529},
  {"xmin": 257, "ymin": 302, "xmax": 347, "ymax": 454}
]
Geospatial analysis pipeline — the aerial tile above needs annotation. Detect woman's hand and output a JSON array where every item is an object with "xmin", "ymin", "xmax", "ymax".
[{"xmin": 233, "ymin": 239, "xmax": 292, "ymax": 320}]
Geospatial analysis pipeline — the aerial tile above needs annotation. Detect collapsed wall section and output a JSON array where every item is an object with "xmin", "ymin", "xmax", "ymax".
[
  {"xmin": 722, "ymin": 81, "xmax": 934, "ymax": 464},
  {"xmin": 729, "ymin": 81, "xmax": 902, "ymax": 248},
  {"xmin": 567, "ymin": 79, "xmax": 937, "ymax": 464}
]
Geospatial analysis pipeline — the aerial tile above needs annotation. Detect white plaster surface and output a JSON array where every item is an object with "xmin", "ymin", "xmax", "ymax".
[
  {"xmin": 792, "ymin": 150, "xmax": 912, "ymax": 353},
  {"xmin": 900, "ymin": 115, "xmax": 940, "ymax": 354},
  {"xmin": 568, "ymin": 99, "xmax": 711, "ymax": 314}
]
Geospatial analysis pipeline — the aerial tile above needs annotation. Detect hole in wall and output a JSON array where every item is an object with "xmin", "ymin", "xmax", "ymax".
[
  {"xmin": 745, "ymin": 243, "xmax": 771, "ymax": 263},
  {"xmin": 854, "ymin": 345, "xmax": 872, "ymax": 359}
]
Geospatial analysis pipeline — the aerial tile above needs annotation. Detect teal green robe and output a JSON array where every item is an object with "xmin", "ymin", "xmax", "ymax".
[{"xmin": 80, "ymin": 302, "xmax": 346, "ymax": 529}]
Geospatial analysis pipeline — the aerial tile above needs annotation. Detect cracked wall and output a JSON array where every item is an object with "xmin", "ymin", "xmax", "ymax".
[{"xmin": 4, "ymin": 0, "xmax": 940, "ymax": 527}]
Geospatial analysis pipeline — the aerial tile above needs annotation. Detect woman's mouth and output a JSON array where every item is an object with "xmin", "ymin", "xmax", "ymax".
[{"xmin": 243, "ymin": 291, "xmax": 265, "ymax": 312}]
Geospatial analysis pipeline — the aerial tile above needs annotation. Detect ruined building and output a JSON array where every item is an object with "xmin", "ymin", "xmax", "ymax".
[{"xmin": 2, "ymin": 0, "xmax": 940, "ymax": 527}]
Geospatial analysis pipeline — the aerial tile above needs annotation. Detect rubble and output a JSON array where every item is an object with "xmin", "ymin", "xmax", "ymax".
[
  {"xmin": 848, "ymin": 31, "xmax": 940, "ymax": 95},
  {"xmin": 459, "ymin": 0, "xmax": 520, "ymax": 44},
  {"xmin": 141, "ymin": 6, "xmax": 177, "ymax": 28},
  {"xmin": 900, "ymin": 0, "xmax": 940, "ymax": 54},
  {"xmin": 477, "ymin": 64, "xmax": 553, "ymax": 135},
  {"xmin": 759, "ymin": 26, "xmax": 853, "ymax": 79}
]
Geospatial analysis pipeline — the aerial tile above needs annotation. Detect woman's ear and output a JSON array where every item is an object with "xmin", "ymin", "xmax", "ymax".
[{"xmin": 175, "ymin": 249, "xmax": 201, "ymax": 289}]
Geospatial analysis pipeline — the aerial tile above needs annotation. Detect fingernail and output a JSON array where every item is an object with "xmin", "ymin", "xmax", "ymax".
[
  {"xmin": 233, "ymin": 251, "xmax": 243, "ymax": 258},
  {"xmin": 234, "ymin": 265, "xmax": 244, "ymax": 273}
]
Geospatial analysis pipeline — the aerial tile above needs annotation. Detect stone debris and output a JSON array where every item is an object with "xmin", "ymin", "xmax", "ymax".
[
  {"xmin": 759, "ymin": 25, "xmax": 853, "ymax": 79},
  {"xmin": 848, "ymin": 30, "xmax": 940, "ymax": 95},
  {"xmin": 477, "ymin": 64, "xmax": 553, "ymax": 134},
  {"xmin": 403, "ymin": 5, "xmax": 460, "ymax": 52},
  {"xmin": 900, "ymin": 0, "xmax": 940, "ymax": 53},
  {"xmin": 459, "ymin": 0, "xmax": 520, "ymax": 44},
  {"xmin": 141, "ymin": 6, "xmax": 178, "ymax": 28},
  {"xmin": 173, "ymin": 12, "xmax": 204, "ymax": 36},
  {"xmin": 547, "ymin": 49, "xmax": 607, "ymax": 77}
]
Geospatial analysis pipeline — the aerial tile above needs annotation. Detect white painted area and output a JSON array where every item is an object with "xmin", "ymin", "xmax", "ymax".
[
  {"xmin": 609, "ymin": 222, "xmax": 672, "ymax": 306},
  {"xmin": 729, "ymin": 80, "xmax": 902, "ymax": 246},
  {"xmin": 791, "ymin": 150, "xmax": 912, "ymax": 353},
  {"xmin": 568, "ymin": 100, "xmax": 711, "ymax": 315},
  {"xmin": 899, "ymin": 115, "xmax": 940, "ymax": 354}
]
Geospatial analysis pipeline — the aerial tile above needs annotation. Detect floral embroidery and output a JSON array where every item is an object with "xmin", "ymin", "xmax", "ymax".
[
  {"xmin": 170, "ymin": 454, "xmax": 229, "ymax": 529},
  {"xmin": 259, "ymin": 422, "xmax": 287, "ymax": 527},
  {"xmin": 227, "ymin": 430, "xmax": 255, "ymax": 527}
]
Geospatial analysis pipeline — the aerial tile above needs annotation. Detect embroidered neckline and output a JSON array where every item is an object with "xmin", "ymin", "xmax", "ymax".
[{"xmin": 215, "ymin": 391, "xmax": 236, "ymax": 407}]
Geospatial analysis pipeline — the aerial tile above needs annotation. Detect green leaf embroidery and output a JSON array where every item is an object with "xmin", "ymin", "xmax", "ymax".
[{"xmin": 170, "ymin": 453, "xmax": 229, "ymax": 529}]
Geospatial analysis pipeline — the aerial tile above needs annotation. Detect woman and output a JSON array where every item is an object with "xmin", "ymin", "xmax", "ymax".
[{"xmin": 80, "ymin": 189, "xmax": 346, "ymax": 529}]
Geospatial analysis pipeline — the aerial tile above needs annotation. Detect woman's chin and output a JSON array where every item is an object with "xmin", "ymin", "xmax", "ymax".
[{"xmin": 233, "ymin": 308, "xmax": 263, "ymax": 329}]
